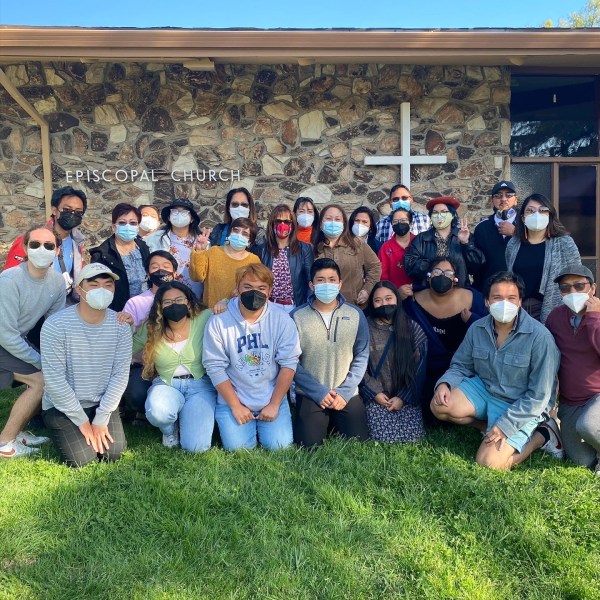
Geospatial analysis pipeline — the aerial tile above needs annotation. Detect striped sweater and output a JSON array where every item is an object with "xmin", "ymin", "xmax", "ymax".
[{"xmin": 41, "ymin": 305, "xmax": 133, "ymax": 426}]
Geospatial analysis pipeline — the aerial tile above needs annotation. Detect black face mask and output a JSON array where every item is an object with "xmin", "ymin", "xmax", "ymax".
[
  {"xmin": 372, "ymin": 304, "xmax": 397, "ymax": 321},
  {"xmin": 392, "ymin": 222, "xmax": 410, "ymax": 237},
  {"xmin": 240, "ymin": 290, "xmax": 268, "ymax": 311},
  {"xmin": 149, "ymin": 269, "xmax": 174, "ymax": 288},
  {"xmin": 430, "ymin": 275, "xmax": 453, "ymax": 294},
  {"xmin": 163, "ymin": 303, "xmax": 189, "ymax": 322},
  {"xmin": 57, "ymin": 211, "xmax": 83, "ymax": 231}
]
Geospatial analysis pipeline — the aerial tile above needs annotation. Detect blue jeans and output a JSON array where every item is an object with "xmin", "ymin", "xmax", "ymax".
[
  {"xmin": 215, "ymin": 399, "xmax": 293, "ymax": 451},
  {"xmin": 145, "ymin": 375, "xmax": 216, "ymax": 452}
]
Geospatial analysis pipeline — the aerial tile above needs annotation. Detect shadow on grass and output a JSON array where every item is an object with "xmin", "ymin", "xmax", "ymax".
[{"xmin": 1, "ymin": 391, "xmax": 599, "ymax": 599}]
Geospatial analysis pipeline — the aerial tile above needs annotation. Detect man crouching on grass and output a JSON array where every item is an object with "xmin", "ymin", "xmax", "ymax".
[
  {"xmin": 431, "ymin": 271, "xmax": 562, "ymax": 470},
  {"xmin": 41, "ymin": 263, "xmax": 132, "ymax": 467}
]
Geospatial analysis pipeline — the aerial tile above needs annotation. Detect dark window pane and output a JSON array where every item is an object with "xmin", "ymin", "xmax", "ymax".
[
  {"xmin": 559, "ymin": 165, "xmax": 596, "ymax": 256},
  {"xmin": 511, "ymin": 76, "xmax": 598, "ymax": 157},
  {"xmin": 511, "ymin": 163, "xmax": 552, "ymax": 200}
]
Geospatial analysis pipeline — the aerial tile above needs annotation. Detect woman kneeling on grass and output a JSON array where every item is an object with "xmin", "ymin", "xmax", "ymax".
[
  {"xmin": 133, "ymin": 282, "xmax": 216, "ymax": 451},
  {"xmin": 359, "ymin": 281, "xmax": 428, "ymax": 442}
]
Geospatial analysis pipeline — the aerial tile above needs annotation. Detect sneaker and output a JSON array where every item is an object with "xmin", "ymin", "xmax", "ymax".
[
  {"xmin": 17, "ymin": 431, "xmax": 50, "ymax": 447},
  {"xmin": 162, "ymin": 431, "xmax": 180, "ymax": 448},
  {"xmin": 538, "ymin": 417, "xmax": 565, "ymax": 460},
  {"xmin": 0, "ymin": 439, "xmax": 40, "ymax": 458}
]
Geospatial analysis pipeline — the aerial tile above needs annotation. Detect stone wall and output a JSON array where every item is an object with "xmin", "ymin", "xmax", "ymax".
[{"xmin": 0, "ymin": 61, "xmax": 511, "ymax": 257}]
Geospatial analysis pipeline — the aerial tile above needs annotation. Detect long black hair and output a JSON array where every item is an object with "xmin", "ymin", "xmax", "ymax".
[
  {"xmin": 349, "ymin": 206, "xmax": 377, "ymax": 243},
  {"xmin": 367, "ymin": 280, "xmax": 418, "ymax": 394},
  {"xmin": 515, "ymin": 193, "xmax": 568, "ymax": 242},
  {"xmin": 293, "ymin": 196, "xmax": 320, "ymax": 246}
]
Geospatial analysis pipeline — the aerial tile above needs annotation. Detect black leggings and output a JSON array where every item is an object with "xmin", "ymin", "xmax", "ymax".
[{"xmin": 294, "ymin": 393, "xmax": 369, "ymax": 448}]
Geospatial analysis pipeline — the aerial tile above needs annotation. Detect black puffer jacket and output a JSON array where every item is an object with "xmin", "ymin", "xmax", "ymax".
[{"xmin": 404, "ymin": 226, "xmax": 485, "ymax": 290}]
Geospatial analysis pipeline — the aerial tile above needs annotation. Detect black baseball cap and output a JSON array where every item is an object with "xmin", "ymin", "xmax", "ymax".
[{"xmin": 491, "ymin": 181, "xmax": 516, "ymax": 195}]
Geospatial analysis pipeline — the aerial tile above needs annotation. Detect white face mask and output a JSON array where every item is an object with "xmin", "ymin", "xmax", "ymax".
[
  {"xmin": 139, "ymin": 215, "xmax": 159, "ymax": 232},
  {"xmin": 83, "ymin": 288, "xmax": 114, "ymax": 310},
  {"xmin": 27, "ymin": 246, "xmax": 56, "ymax": 269},
  {"xmin": 489, "ymin": 300, "xmax": 519, "ymax": 324},
  {"xmin": 170, "ymin": 211, "xmax": 191, "ymax": 228},
  {"xmin": 352, "ymin": 223, "xmax": 370, "ymax": 238},
  {"xmin": 524, "ymin": 213, "xmax": 549, "ymax": 232},
  {"xmin": 230, "ymin": 206, "xmax": 250, "ymax": 220},
  {"xmin": 296, "ymin": 214, "xmax": 314, "ymax": 228},
  {"xmin": 562, "ymin": 292, "xmax": 589, "ymax": 314}
]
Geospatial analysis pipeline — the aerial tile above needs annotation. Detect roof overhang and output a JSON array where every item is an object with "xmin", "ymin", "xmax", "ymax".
[{"xmin": 2, "ymin": 26, "xmax": 600, "ymax": 68}]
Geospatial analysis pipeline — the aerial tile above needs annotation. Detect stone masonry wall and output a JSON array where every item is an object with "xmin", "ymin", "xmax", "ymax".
[{"xmin": 0, "ymin": 61, "xmax": 511, "ymax": 258}]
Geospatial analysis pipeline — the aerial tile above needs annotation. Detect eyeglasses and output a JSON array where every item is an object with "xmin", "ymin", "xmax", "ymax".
[
  {"xmin": 60, "ymin": 207, "xmax": 85, "ymax": 217},
  {"xmin": 171, "ymin": 209, "xmax": 190, "ymax": 215},
  {"xmin": 492, "ymin": 192, "xmax": 516, "ymax": 200},
  {"xmin": 230, "ymin": 201, "xmax": 250, "ymax": 208},
  {"xmin": 162, "ymin": 296, "xmax": 187, "ymax": 307},
  {"xmin": 432, "ymin": 210, "xmax": 450, "ymax": 216},
  {"xmin": 116, "ymin": 220, "xmax": 139, "ymax": 226},
  {"xmin": 431, "ymin": 268, "xmax": 455, "ymax": 278},
  {"xmin": 274, "ymin": 219, "xmax": 292, "ymax": 225},
  {"xmin": 558, "ymin": 282, "xmax": 590, "ymax": 293},
  {"xmin": 391, "ymin": 219, "xmax": 410, "ymax": 225},
  {"xmin": 523, "ymin": 206, "xmax": 551, "ymax": 216},
  {"xmin": 28, "ymin": 241, "xmax": 56, "ymax": 251},
  {"xmin": 391, "ymin": 195, "xmax": 411, "ymax": 201}
]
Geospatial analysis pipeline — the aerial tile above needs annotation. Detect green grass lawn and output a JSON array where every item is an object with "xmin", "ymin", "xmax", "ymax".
[{"xmin": 1, "ymin": 388, "xmax": 599, "ymax": 600}]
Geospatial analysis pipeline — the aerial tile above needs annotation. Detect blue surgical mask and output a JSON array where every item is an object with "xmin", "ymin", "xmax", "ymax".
[
  {"xmin": 322, "ymin": 221, "xmax": 344, "ymax": 238},
  {"xmin": 116, "ymin": 224, "xmax": 139, "ymax": 242},
  {"xmin": 392, "ymin": 199, "xmax": 411, "ymax": 211},
  {"xmin": 313, "ymin": 283, "xmax": 339, "ymax": 304},
  {"xmin": 228, "ymin": 233, "xmax": 249, "ymax": 250}
]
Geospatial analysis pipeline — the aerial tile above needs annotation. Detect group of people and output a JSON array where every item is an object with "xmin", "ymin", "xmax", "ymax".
[{"xmin": 0, "ymin": 182, "xmax": 598, "ymax": 476}]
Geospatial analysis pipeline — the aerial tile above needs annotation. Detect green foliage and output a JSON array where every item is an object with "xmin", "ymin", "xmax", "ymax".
[
  {"xmin": 544, "ymin": 0, "xmax": 600, "ymax": 27},
  {"xmin": 1, "ymin": 389, "xmax": 599, "ymax": 599}
]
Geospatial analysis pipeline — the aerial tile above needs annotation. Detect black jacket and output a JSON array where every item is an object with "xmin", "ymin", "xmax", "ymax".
[
  {"xmin": 252, "ymin": 241, "xmax": 313, "ymax": 306},
  {"xmin": 472, "ymin": 215, "xmax": 511, "ymax": 291},
  {"xmin": 404, "ymin": 226, "xmax": 485, "ymax": 290},
  {"xmin": 89, "ymin": 235, "xmax": 150, "ymax": 312}
]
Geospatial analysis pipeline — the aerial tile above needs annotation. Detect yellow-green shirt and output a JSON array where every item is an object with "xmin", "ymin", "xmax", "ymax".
[{"xmin": 132, "ymin": 310, "xmax": 211, "ymax": 385}]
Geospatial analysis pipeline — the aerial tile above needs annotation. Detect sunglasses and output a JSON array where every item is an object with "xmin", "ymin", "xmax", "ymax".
[
  {"xmin": 274, "ymin": 219, "xmax": 292, "ymax": 225},
  {"xmin": 60, "ymin": 207, "xmax": 85, "ymax": 217},
  {"xmin": 492, "ymin": 192, "xmax": 516, "ymax": 200},
  {"xmin": 558, "ymin": 282, "xmax": 590, "ymax": 293},
  {"xmin": 28, "ymin": 241, "xmax": 56, "ymax": 251}
]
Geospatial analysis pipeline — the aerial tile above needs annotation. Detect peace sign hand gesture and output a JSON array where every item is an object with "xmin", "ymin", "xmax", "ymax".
[{"xmin": 458, "ymin": 216, "xmax": 470, "ymax": 245}]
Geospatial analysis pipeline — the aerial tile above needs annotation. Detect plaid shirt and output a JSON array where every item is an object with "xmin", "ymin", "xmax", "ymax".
[{"xmin": 375, "ymin": 212, "xmax": 431, "ymax": 244}]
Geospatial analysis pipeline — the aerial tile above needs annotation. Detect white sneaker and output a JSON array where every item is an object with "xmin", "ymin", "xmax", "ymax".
[
  {"xmin": 162, "ymin": 431, "xmax": 180, "ymax": 448},
  {"xmin": 0, "ymin": 439, "xmax": 40, "ymax": 458},
  {"xmin": 538, "ymin": 417, "xmax": 565, "ymax": 460},
  {"xmin": 17, "ymin": 431, "xmax": 50, "ymax": 447}
]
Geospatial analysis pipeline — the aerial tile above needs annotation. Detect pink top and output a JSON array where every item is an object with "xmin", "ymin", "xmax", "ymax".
[{"xmin": 123, "ymin": 289, "xmax": 155, "ymax": 328}]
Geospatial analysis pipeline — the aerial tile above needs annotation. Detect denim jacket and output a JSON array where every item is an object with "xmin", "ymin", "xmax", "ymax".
[{"xmin": 437, "ymin": 309, "xmax": 560, "ymax": 438}]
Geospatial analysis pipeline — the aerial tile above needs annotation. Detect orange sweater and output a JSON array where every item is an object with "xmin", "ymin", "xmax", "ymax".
[{"xmin": 189, "ymin": 246, "xmax": 260, "ymax": 307}]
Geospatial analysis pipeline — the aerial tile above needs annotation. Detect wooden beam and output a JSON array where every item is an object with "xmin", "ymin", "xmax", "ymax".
[{"xmin": 0, "ymin": 67, "xmax": 52, "ymax": 218}]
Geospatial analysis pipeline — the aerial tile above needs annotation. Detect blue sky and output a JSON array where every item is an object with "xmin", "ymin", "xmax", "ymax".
[{"xmin": 0, "ymin": 0, "xmax": 587, "ymax": 28}]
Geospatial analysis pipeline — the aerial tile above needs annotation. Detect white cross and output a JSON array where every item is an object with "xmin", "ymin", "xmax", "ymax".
[{"xmin": 364, "ymin": 102, "xmax": 447, "ymax": 184}]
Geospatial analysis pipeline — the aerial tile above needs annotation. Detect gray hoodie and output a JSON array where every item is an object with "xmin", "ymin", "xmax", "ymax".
[{"xmin": 203, "ymin": 298, "xmax": 300, "ymax": 411}]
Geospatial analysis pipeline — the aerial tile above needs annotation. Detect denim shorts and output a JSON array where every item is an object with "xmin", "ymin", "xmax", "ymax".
[{"xmin": 458, "ymin": 376, "xmax": 543, "ymax": 452}]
